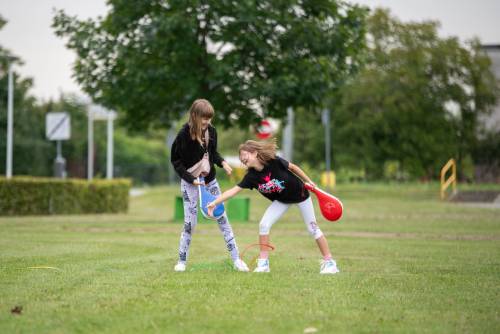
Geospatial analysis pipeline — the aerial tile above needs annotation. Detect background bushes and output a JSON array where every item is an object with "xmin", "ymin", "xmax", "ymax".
[{"xmin": 0, "ymin": 177, "xmax": 131, "ymax": 215}]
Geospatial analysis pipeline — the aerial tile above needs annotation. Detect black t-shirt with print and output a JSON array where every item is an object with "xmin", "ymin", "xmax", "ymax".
[{"xmin": 238, "ymin": 156, "xmax": 309, "ymax": 203}]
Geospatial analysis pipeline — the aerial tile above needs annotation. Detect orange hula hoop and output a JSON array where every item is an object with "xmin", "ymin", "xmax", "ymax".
[{"xmin": 240, "ymin": 243, "xmax": 275, "ymax": 270}]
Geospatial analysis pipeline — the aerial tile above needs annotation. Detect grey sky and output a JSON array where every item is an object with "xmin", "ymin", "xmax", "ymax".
[{"xmin": 0, "ymin": 0, "xmax": 499, "ymax": 101}]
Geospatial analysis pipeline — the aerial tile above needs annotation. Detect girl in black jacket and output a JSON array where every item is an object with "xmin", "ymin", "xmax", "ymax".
[{"xmin": 170, "ymin": 99, "xmax": 249, "ymax": 272}]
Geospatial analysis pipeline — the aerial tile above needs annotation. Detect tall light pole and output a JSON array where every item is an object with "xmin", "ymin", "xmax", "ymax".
[
  {"xmin": 282, "ymin": 107, "xmax": 294, "ymax": 161},
  {"xmin": 321, "ymin": 108, "xmax": 336, "ymax": 189},
  {"xmin": 87, "ymin": 110, "xmax": 94, "ymax": 180},
  {"xmin": 322, "ymin": 108, "xmax": 331, "ymax": 172},
  {"xmin": 6, "ymin": 63, "xmax": 14, "ymax": 179},
  {"xmin": 106, "ymin": 113, "xmax": 114, "ymax": 179}
]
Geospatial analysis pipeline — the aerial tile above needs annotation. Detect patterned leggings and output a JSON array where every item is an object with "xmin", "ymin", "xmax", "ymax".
[{"xmin": 178, "ymin": 178, "xmax": 240, "ymax": 263}]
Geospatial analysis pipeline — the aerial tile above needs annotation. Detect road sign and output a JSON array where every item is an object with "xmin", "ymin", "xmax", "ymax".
[
  {"xmin": 46, "ymin": 112, "xmax": 71, "ymax": 141},
  {"xmin": 256, "ymin": 119, "xmax": 278, "ymax": 139}
]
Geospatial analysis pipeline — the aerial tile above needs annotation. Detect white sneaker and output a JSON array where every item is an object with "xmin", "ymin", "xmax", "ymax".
[
  {"xmin": 174, "ymin": 262, "xmax": 186, "ymax": 272},
  {"xmin": 253, "ymin": 258, "xmax": 270, "ymax": 273},
  {"xmin": 233, "ymin": 259, "xmax": 249, "ymax": 272},
  {"xmin": 320, "ymin": 259, "xmax": 339, "ymax": 274}
]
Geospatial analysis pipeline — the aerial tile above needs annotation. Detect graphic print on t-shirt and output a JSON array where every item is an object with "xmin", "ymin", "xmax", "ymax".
[{"xmin": 258, "ymin": 173, "xmax": 285, "ymax": 194}]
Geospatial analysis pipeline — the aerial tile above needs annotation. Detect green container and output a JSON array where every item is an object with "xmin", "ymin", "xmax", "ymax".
[
  {"xmin": 227, "ymin": 197, "xmax": 250, "ymax": 221},
  {"xmin": 174, "ymin": 196, "xmax": 206, "ymax": 222},
  {"xmin": 174, "ymin": 196, "xmax": 249, "ymax": 222}
]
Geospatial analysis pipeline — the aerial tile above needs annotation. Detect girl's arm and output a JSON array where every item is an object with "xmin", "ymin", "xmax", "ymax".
[
  {"xmin": 211, "ymin": 126, "xmax": 232, "ymax": 175},
  {"xmin": 171, "ymin": 135, "xmax": 196, "ymax": 184},
  {"xmin": 288, "ymin": 163, "xmax": 316, "ymax": 187},
  {"xmin": 211, "ymin": 126, "xmax": 225, "ymax": 167},
  {"xmin": 221, "ymin": 161, "xmax": 233, "ymax": 175},
  {"xmin": 207, "ymin": 186, "xmax": 243, "ymax": 216}
]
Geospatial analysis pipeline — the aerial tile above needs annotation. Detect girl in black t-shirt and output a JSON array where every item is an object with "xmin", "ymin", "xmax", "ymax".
[
  {"xmin": 207, "ymin": 140, "xmax": 339, "ymax": 274},
  {"xmin": 170, "ymin": 99, "xmax": 249, "ymax": 273}
]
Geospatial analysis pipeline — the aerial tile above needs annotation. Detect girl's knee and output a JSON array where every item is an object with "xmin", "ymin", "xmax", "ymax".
[
  {"xmin": 209, "ymin": 185, "xmax": 220, "ymax": 196},
  {"xmin": 183, "ymin": 221, "xmax": 196, "ymax": 234},
  {"xmin": 259, "ymin": 221, "xmax": 272, "ymax": 235},
  {"xmin": 186, "ymin": 205, "xmax": 197, "ymax": 216},
  {"xmin": 313, "ymin": 230, "xmax": 324, "ymax": 239},
  {"xmin": 207, "ymin": 180, "xmax": 221, "ymax": 195},
  {"xmin": 306, "ymin": 221, "xmax": 323, "ymax": 239},
  {"xmin": 217, "ymin": 215, "xmax": 228, "ymax": 225}
]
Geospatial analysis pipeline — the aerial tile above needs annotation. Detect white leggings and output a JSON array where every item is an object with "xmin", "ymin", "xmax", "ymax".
[{"xmin": 259, "ymin": 197, "xmax": 323, "ymax": 239}]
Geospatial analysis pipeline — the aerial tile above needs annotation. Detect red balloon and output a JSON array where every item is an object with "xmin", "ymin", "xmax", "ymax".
[{"xmin": 304, "ymin": 183, "xmax": 343, "ymax": 222}]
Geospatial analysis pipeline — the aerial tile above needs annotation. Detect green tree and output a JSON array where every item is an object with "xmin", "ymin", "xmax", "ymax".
[
  {"xmin": 111, "ymin": 130, "xmax": 169, "ymax": 184},
  {"xmin": 332, "ymin": 9, "xmax": 498, "ymax": 180},
  {"xmin": 52, "ymin": 0, "xmax": 367, "ymax": 130},
  {"xmin": 292, "ymin": 106, "xmax": 325, "ymax": 166},
  {"xmin": 0, "ymin": 15, "xmax": 168, "ymax": 183}
]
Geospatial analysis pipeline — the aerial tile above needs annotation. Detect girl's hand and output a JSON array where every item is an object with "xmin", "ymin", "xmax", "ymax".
[
  {"xmin": 222, "ymin": 161, "xmax": 232, "ymax": 175},
  {"xmin": 305, "ymin": 181, "xmax": 316, "ymax": 189},
  {"xmin": 206, "ymin": 202, "xmax": 216, "ymax": 217},
  {"xmin": 193, "ymin": 180, "xmax": 205, "ymax": 186}
]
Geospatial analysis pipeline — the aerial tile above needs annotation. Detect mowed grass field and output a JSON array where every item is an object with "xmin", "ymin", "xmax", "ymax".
[{"xmin": 1, "ymin": 182, "xmax": 499, "ymax": 333}]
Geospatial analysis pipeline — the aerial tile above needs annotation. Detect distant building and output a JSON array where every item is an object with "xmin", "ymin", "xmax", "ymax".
[{"xmin": 480, "ymin": 44, "xmax": 500, "ymax": 131}]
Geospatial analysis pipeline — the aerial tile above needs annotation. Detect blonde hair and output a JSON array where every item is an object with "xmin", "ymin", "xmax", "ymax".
[
  {"xmin": 188, "ymin": 99, "xmax": 215, "ymax": 144},
  {"xmin": 239, "ymin": 139, "xmax": 278, "ymax": 165}
]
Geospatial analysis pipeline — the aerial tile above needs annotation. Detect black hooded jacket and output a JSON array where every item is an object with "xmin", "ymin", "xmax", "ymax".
[{"xmin": 170, "ymin": 123, "xmax": 225, "ymax": 184}]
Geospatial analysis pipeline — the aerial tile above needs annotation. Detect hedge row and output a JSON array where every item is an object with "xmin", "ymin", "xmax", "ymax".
[{"xmin": 0, "ymin": 177, "xmax": 131, "ymax": 216}]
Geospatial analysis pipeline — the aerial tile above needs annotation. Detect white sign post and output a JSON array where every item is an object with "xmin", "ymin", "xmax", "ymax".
[{"xmin": 46, "ymin": 112, "xmax": 71, "ymax": 178}]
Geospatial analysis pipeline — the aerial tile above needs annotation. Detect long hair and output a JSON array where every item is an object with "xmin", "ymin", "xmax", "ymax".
[
  {"xmin": 188, "ymin": 99, "xmax": 215, "ymax": 144},
  {"xmin": 238, "ymin": 139, "xmax": 278, "ymax": 165}
]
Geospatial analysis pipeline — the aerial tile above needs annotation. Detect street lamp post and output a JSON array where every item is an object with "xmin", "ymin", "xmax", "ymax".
[
  {"xmin": 87, "ymin": 111, "xmax": 94, "ymax": 180},
  {"xmin": 282, "ymin": 107, "xmax": 294, "ymax": 161},
  {"xmin": 321, "ymin": 108, "xmax": 336, "ymax": 189},
  {"xmin": 322, "ymin": 108, "xmax": 331, "ymax": 172},
  {"xmin": 6, "ymin": 63, "xmax": 14, "ymax": 179},
  {"xmin": 106, "ymin": 114, "xmax": 114, "ymax": 179}
]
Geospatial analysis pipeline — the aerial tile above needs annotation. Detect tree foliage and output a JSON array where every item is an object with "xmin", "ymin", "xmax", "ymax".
[
  {"xmin": 52, "ymin": 0, "xmax": 367, "ymax": 130},
  {"xmin": 331, "ymin": 9, "xmax": 498, "ymax": 179},
  {"xmin": 1, "ymin": 14, "xmax": 169, "ymax": 183}
]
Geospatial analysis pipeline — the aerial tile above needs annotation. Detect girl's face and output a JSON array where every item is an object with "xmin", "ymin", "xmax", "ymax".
[
  {"xmin": 201, "ymin": 117, "xmax": 211, "ymax": 130},
  {"xmin": 239, "ymin": 150, "xmax": 259, "ymax": 168}
]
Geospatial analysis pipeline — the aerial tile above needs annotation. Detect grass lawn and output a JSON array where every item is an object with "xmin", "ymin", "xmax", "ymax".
[{"xmin": 1, "ymin": 182, "xmax": 499, "ymax": 333}]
